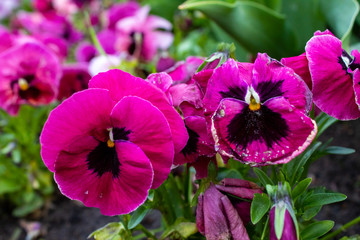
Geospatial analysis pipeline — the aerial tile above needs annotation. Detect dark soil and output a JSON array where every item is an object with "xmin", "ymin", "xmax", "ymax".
[{"xmin": 0, "ymin": 120, "xmax": 359, "ymax": 240}]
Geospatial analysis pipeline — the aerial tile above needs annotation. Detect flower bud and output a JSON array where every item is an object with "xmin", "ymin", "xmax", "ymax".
[{"xmin": 267, "ymin": 183, "xmax": 299, "ymax": 240}]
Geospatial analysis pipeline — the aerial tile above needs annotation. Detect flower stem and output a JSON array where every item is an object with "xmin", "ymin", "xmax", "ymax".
[
  {"xmin": 320, "ymin": 216, "xmax": 360, "ymax": 240},
  {"xmin": 133, "ymin": 224, "xmax": 158, "ymax": 239}
]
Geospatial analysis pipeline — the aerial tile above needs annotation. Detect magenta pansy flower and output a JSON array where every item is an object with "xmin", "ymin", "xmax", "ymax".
[
  {"xmin": 115, "ymin": 5, "xmax": 174, "ymax": 61},
  {"xmin": 89, "ymin": 69, "xmax": 188, "ymax": 155},
  {"xmin": 203, "ymin": 54, "xmax": 317, "ymax": 166},
  {"xmin": 40, "ymin": 86, "xmax": 176, "ymax": 215},
  {"xmin": 305, "ymin": 30, "xmax": 360, "ymax": 120},
  {"xmin": 0, "ymin": 42, "xmax": 61, "ymax": 115}
]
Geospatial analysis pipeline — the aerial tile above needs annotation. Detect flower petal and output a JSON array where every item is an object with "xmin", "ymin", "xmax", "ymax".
[
  {"xmin": 110, "ymin": 96, "xmax": 174, "ymax": 189},
  {"xmin": 306, "ymin": 34, "xmax": 360, "ymax": 120},
  {"xmin": 55, "ymin": 138, "xmax": 153, "ymax": 216},
  {"xmin": 40, "ymin": 88, "xmax": 115, "ymax": 172}
]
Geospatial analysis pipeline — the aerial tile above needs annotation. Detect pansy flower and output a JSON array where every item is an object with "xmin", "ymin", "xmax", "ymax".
[
  {"xmin": 305, "ymin": 30, "xmax": 360, "ymax": 120},
  {"xmin": 203, "ymin": 54, "xmax": 317, "ymax": 166},
  {"xmin": 115, "ymin": 5, "xmax": 173, "ymax": 61},
  {"xmin": 40, "ymin": 73, "xmax": 181, "ymax": 215},
  {"xmin": 0, "ymin": 42, "xmax": 61, "ymax": 115}
]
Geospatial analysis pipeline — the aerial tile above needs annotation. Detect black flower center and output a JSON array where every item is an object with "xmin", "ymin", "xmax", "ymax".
[
  {"xmin": 86, "ymin": 127, "xmax": 131, "ymax": 179},
  {"xmin": 227, "ymin": 105, "xmax": 289, "ymax": 149}
]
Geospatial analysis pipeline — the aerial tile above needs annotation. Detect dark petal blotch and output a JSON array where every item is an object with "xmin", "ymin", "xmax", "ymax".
[
  {"xmin": 86, "ymin": 141, "xmax": 121, "ymax": 179},
  {"xmin": 181, "ymin": 125, "xmax": 200, "ymax": 156},
  {"xmin": 226, "ymin": 105, "xmax": 289, "ymax": 149},
  {"xmin": 113, "ymin": 127, "xmax": 131, "ymax": 141},
  {"xmin": 255, "ymin": 80, "xmax": 284, "ymax": 103},
  {"xmin": 220, "ymin": 85, "xmax": 247, "ymax": 101}
]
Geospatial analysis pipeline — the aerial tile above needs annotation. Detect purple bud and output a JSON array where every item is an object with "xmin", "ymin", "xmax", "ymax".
[{"xmin": 269, "ymin": 207, "xmax": 298, "ymax": 240}]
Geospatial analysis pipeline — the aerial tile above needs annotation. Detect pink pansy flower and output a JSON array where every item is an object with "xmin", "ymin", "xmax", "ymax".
[
  {"xmin": 88, "ymin": 69, "xmax": 188, "ymax": 157},
  {"xmin": 57, "ymin": 63, "xmax": 91, "ymax": 100},
  {"xmin": 305, "ymin": 30, "xmax": 360, "ymax": 120},
  {"xmin": 0, "ymin": 42, "xmax": 61, "ymax": 115},
  {"xmin": 40, "ymin": 73, "xmax": 183, "ymax": 215},
  {"xmin": 115, "ymin": 5, "xmax": 174, "ymax": 61},
  {"xmin": 203, "ymin": 54, "xmax": 317, "ymax": 166},
  {"xmin": 197, "ymin": 179, "xmax": 262, "ymax": 240}
]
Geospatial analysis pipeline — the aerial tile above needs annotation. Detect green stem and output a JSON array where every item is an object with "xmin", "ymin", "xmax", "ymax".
[
  {"xmin": 84, "ymin": 11, "xmax": 106, "ymax": 56},
  {"xmin": 261, "ymin": 216, "xmax": 269, "ymax": 240},
  {"xmin": 320, "ymin": 216, "xmax": 360, "ymax": 240},
  {"xmin": 134, "ymin": 224, "xmax": 157, "ymax": 239}
]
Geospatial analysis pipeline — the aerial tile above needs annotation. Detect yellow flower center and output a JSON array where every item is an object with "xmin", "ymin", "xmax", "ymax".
[
  {"xmin": 107, "ymin": 139, "xmax": 115, "ymax": 148},
  {"xmin": 18, "ymin": 78, "xmax": 29, "ymax": 91},
  {"xmin": 249, "ymin": 95, "xmax": 261, "ymax": 111}
]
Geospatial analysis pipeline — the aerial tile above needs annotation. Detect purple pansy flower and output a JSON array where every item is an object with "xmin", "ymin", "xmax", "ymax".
[
  {"xmin": 305, "ymin": 30, "xmax": 360, "ymax": 120},
  {"xmin": 203, "ymin": 54, "xmax": 317, "ymax": 166},
  {"xmin": 40, "ymin": 76, "xmax": 179, "ymax": 215},
  {"xmin": 0, "ymin": 42, "xmax": 61, "ymax": 115},
  {"xmin": 197, "ymin": 179, "xmax": 262, "ymax": 240}
]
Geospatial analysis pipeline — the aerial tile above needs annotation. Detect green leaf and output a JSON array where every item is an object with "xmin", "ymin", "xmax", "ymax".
[
  {"xmin": 324, "ymin": 146, "xmax": 355, "ymax": 155},
  {"xmin": 292, "ymin": 178, "xmax": 312, "ymax": 201},
  {"xmin": 301, "ymin": 220, "xmax": 334, "ymax": 239},
  {"xmin": 285, "ymin": 142, "xmax": 322, "ymax": 185},
  {"xmin": 88, "ymin": 222, "xmax": 123, "ymax": 240},
  {"xmin": 161, "ymin": 218, "xmax": 198, "ymax": 239},
  {"xmin": 251, "ymin": 193, "xmax": 271, "ymax": 224},
  {"xmin": 303, "ymin": 193, "xmax": 347, "ymax": 208},
  {"xmin": 179, "ymin": 0, "xmax": 294, "ymax": 58},
  {"xmin": 0, "ymin": 179, "xmax": 22, "ymax": 194},
  {"xmin": 143, "ymin": 0, "xmax": 184, "ymax": 21},
  {"xmin": 128, "ymin": 205, "xmax": 150, "ymax": 229},
  {"xmin": 320, "ymin": 0, "xmax": 359, "ymax": 46},
  {"xmin": 281, "ymin": 0, "xmax": 325, "ymax": 53},
  {"xmin": 253, "ymin": 168, "xmax": 274, "ymax": 187},
  {"xmin": 303, "ymin": 206, "xmax": 322, "ymax": 221},
  {"xmin": 315, "ymin": 113, "xmax": 338, "ymax": 139}
]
